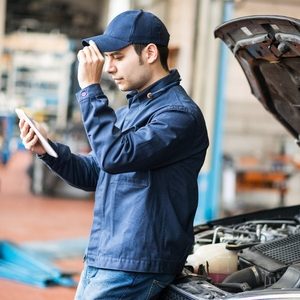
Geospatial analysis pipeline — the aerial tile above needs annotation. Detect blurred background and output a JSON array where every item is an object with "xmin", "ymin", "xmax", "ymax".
[{"xmin": 0, "ymin": 0, "xmax": 300, "ymax": 299}]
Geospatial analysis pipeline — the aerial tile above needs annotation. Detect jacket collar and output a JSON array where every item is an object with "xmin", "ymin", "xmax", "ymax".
[{"xmin": 126, "ymin": 69, "xmax": 181, "ymax": 107}]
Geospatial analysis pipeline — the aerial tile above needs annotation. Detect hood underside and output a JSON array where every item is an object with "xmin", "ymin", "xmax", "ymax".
[{"xmin": 214, "ymin": 15, "xmax": 300, "ymax": 143}]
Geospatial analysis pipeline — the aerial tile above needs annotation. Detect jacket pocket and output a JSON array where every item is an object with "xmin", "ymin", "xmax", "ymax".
[{"xmin": 110, "ymin": 171, "xmax": 149, "ymax": 187}]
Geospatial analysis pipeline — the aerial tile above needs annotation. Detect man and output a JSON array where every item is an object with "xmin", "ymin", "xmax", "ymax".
[{"xmin": 20, "ymin": 9, "xmax": 209, "ymax": 300}]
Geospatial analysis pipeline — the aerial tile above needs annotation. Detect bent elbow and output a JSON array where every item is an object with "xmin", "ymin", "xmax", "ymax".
[
  {"xmin": 100, "ymin": 155, "xmax": 125, "ymax": 173},
  {"xmin": 101, "ymin": 161, "xmax": 120, "ymax": 174}
]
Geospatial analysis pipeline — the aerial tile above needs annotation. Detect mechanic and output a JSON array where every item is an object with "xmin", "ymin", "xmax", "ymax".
[{"xmin": 19, "ymin": 9, "xmax": 209, "ymax": 300}]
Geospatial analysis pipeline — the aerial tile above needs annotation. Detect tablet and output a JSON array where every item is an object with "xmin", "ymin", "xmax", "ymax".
[{"xmin": 15, "ymin": 108, "xmax": 58, "ymax": 158}]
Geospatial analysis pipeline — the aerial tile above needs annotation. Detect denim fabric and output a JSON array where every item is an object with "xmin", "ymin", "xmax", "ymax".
[
  {"xmin": 74, "ymin": 264, "xmax": 175, "ymax": 300},
  {"xmin": 41, "ymin": 70, "xmax": 209, "ymax": 274}
]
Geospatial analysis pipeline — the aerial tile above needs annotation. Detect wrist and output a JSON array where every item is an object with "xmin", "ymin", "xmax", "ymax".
[{"xmin": 80, "ymin": 82, "xmax": 100, "ymax": 89}]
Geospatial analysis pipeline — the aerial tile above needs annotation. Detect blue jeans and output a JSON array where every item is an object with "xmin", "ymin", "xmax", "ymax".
[{"xmin": 74, "ymin": 264, "xmax": 175, "ymax": 300}]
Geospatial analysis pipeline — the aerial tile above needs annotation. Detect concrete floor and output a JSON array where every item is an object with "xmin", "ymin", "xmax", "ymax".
[{"xmin": 0, "ymin": 151, "xmax": 94, "ymax": 300}]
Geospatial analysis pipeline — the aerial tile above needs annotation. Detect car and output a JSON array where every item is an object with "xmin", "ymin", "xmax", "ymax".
[{"xmin": 160, "ymin": 15, "xmax": 300, "ymax": 300}]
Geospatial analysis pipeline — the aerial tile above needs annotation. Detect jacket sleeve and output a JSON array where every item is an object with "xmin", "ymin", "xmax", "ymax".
[
  {"xmin": 77, "ymin": 84, "xmax": 208, "ymax": 174},
  {"xmin": 40, "ymin": 141, "xmax": 100, "ymax": 191}
]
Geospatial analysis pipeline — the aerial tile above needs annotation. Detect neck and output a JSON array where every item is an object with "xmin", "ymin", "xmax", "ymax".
[
  {"xmin": 153, "ymin": 68, "xmax": 169, "ymax": 82},
  {"xmin": 138, "ymin": 67, "xmax": 169, "ymax": 92}
]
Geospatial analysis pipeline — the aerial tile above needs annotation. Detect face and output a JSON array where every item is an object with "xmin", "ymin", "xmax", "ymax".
[{"xmin": 104, "ymin": 45, "xmax": 152, "ymax": 92}]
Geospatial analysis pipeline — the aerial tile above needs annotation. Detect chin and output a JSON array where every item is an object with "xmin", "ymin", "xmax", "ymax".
[{"xmin": 117, "ymin": 84, "xmax": 128, "ymax": 92}]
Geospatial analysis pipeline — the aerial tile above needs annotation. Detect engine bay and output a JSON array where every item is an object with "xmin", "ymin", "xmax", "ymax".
[
  {"xmin": 189, "ymin": 219, "xmax": 300, "ymax": 292},
  {"xmin": 161, "ymin": 206, "xmax": 300, "ymax": 299}
]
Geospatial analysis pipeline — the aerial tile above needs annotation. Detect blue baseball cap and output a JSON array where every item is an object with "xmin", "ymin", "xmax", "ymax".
[{"xmin": 82, "ymin": 10, "xmax": 170, "ymax": 52}]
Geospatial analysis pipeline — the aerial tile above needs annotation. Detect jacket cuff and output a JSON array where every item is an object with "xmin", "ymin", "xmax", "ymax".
[
  {"xmin": 38, "ymin": 140, "xmax": 59, "ymax": 162},
  {"xmin": 76, "ymin": 84, "xmax": 104, "ymax": 102}
]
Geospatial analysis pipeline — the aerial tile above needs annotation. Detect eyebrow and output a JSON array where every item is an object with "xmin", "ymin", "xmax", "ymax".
[{"xmin": 105, "ymin": 51, "xmax": 123, "ymax": 57}]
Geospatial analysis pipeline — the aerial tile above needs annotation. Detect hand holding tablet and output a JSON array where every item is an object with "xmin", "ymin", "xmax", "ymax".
[{"xmin": 15, "ymin": 108, "xmax": 58, "ymax": 158}]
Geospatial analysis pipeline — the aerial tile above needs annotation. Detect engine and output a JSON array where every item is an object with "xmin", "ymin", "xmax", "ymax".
[{"xmin": 186, "ymin": 219, "xmax": 300, "ymax": 293}]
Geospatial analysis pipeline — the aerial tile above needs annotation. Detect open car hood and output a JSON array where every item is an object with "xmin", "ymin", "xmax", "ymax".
[{"xmin": 214, "ymin": 15, "xmax": 300, "ymax": 145}]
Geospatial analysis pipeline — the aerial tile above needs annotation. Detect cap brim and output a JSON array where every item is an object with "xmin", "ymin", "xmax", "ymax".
[{"xmin": 81, "ymin": 34, "xmax": 130, "ymax": 52}]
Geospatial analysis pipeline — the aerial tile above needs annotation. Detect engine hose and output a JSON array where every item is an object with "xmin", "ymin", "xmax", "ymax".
[{"xmin": 222, "ymin": 266, "xmax": 263, "ymax": 288}]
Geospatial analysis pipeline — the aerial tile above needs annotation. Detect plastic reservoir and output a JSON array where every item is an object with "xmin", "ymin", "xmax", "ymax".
[{"xmin": 186, "ymin": 243, "xmax": 238, "ymax": 283}]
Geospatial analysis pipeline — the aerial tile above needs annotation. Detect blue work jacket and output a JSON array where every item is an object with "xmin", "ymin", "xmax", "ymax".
[{"xmin": 41, "ymin": 70, "xmax": 209, "ymax": 274}]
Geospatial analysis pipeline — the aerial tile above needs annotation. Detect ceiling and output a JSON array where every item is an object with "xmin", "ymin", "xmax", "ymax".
[{"xmin": 5, "ymin": 0, "xmax": 105, "ymax": 39}]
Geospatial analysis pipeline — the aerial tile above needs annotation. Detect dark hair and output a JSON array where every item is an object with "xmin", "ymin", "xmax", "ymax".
[{"xmin": 133, "ymin": 44, "xmax": 169, "ymax": 71}]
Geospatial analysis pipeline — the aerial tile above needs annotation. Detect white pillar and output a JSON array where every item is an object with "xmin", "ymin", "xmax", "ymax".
[
  {"xmin": 192, "ymin": 0, "xmax": 225, "ymax": 172},
  {"xmin": 0, "ymin": 0, "xmax": 6, "ymax": 89},
  {"xmin": 0, "ymin": 0, "xmax": 5, "ymax": 50},
  {"xmin": 107, "ymin": 0, "xmax": 131, "ymax": 23}
]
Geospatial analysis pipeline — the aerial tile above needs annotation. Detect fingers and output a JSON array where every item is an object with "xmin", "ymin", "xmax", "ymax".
[
  {"xmin": 77, "ymin": 41, "xmax": 104, "ymax": 63},
  {"xmin": 89, "ymin": 40, "xmax": 104, "ymax": 60},
  {"xmin": 82, "ymin": 46, "xmax": 93, "ymax": 62},
  {"xmin": 77, "ymin": 48, "xmax": 87, "ymax": 64},
  {"xmin": 19, "ymin": 120, "xmax": 39, "ymax": 150},
  {"xmin": 77, "ymin": 47, "xmax": 95, "ymax": 65},
  {"xmin": 19, "ymin": 119, "xmax": 29, "ymax": 138},
  {"xmin": 77, "ymin": 41, "xmax": 105, "ymax": 89},
  {"xmin": 23, "ymin": 134, "xmax": 39, "ymax": 151},
  {"xmin": 23, "ymin": 127, "xmax": 35, "ymax": 144}
]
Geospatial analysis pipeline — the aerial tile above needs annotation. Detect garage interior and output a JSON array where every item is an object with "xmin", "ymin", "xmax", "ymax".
[{"xmin": 1, "ymin": 0, "xmax": 300, "ymax": 299}]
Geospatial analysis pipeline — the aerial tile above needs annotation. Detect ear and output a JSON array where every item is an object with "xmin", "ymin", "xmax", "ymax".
[{"xmin": 144, "ymin": 43, "xmax": 159, "ymax": 64}]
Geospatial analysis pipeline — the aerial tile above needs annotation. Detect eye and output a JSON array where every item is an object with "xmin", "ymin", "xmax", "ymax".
[{"xmin": 114, "ymin": 55, "xmax": 123, "ymax": 61}]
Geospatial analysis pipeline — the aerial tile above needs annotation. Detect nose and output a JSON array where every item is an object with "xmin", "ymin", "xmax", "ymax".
[{"xmin": 104, "ymin": 58, "xmax": 116, "ymax": 74}]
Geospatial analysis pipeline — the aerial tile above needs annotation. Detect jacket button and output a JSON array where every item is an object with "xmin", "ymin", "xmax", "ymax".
[
  {"xmin": 147, "ymin": 92, "xmax": 152, "ymax": 99},
  {"xmin": 81, "ymin": 91, "xmax": 88, "ymax": 97}
]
